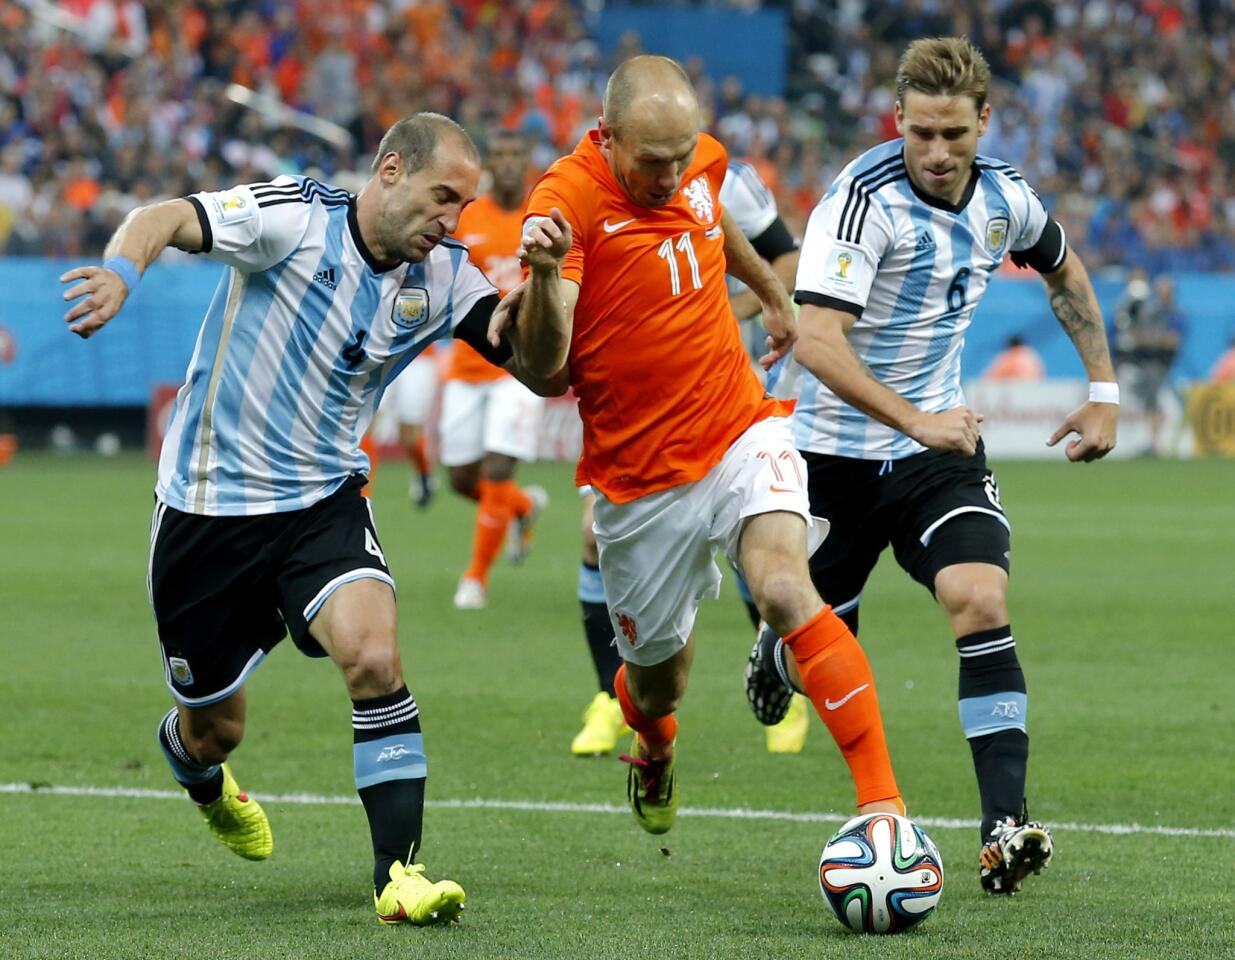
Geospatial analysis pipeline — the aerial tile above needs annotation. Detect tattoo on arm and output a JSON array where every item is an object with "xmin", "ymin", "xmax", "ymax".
[{"xmin": 1049, "ymin": 282, "xmax": 1110, "ymax": 371}]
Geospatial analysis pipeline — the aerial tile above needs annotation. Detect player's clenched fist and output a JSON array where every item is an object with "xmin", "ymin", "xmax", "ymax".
[
  {"xmin": 518, "ymin": 207, "xmax": 572, "ymax": 272},
  {"xmin": 907, "ymin": 405, "xmax": 984, "ymax": 456},
  {"xmin": 60, "ymin": 264, "xmax": 132, "ymax": 339}
]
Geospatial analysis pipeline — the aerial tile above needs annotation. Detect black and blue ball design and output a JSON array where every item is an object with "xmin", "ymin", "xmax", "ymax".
[{"xmin": 818, "ymin": 812, "xmax": 944, "ymax": 934}]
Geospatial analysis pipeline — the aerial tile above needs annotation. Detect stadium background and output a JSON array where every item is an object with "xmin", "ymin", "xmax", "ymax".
[
  {"xmin": 2, "ymin": 0, "xmax": 1235, "ymax": 458},
  {"xmin": 1, "ymin": 4, "xmax": 1233, "ymax": 957}
]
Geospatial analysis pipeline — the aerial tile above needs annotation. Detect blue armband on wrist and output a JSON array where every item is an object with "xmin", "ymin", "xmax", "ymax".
[{"xmin": 103, "ymin": 255, "xmax": 141, "ymax": 292}]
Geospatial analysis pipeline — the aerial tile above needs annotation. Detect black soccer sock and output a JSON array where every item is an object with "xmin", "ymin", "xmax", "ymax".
[
  {"xmin": 353, "ymin": 686, "xmax": 427, "ymax": 893},
  {"xmin": 582, "ymin": 601, "xmax": 622, "ymax": 696},
  {"xmin": 956, "ymin": 626, "xmax": 1029, "ymax": 841},
  {"xmin": 760, "ymin": 626, "xmax": 805, "ymax": 695},
  {"xmin": 157, "ymin": 707, "xmax": 224, "ymax": 804},
  {"xmin": 578, "ymin": 562, "xmax": 621, "ymax": 696}
]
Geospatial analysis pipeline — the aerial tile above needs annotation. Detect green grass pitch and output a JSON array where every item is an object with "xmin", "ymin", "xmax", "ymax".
[{"xmin": 1, "ymin": 452, "xmax": 1232, "ymax": 959}]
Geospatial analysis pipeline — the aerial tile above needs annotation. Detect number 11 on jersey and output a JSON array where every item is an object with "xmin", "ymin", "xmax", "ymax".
[{"xmin": 657, "ymin": 232, "xmax": 702, "ymax": 296}]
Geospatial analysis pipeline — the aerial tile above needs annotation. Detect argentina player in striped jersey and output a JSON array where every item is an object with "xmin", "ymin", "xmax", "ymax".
[
  {"xmin": 745, "ymin": 38, "xmax": 1118, "ymax": 896},
  {"xmin": 59, "ymin": 113, "xmax": 569, "ymax": 926}
]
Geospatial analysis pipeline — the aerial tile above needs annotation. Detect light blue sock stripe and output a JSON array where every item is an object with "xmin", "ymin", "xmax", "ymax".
[
  {"xmin": 958, "ymin": 692, "xmax": 1028, "ymax": 738},
  {"xmin": 577, "ymin": 563, "xmax": 606, "ymax": 604},
  {"xmin": 354, "ymin": 732, "xmax": 427, "ymax": 790}
]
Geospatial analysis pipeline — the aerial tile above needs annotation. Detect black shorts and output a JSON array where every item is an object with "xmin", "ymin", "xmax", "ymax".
[
  {"xmin": 148, "ymin": 475, "xmax": 393, "ymax": 705},
  {"xmin": 804, "ymin": 440, "xmax": 1010, "ymax": 614}
]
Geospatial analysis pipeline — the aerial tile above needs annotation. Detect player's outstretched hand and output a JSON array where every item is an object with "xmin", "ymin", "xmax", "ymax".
[
  {"xmin": 518, "ymin": 208, "xmax": 572, "ymax": 272},
  {"xmin": 909, "ymin": 406, "xmax": 984, "ymax": 456},
  {"xmin": 60, "ymin": 264, "xmax": 129, "ymax": 339},
  {"xmin": 489, "ymin": 281, "xmax": 526, "ymax": 347},
  {"xmin": 759, "ymin": 297, "xmax": 798, "ymax": 370},
  {"xmin": 1047, "ymin": 401, "xmax": 1118, "ymax": 462}
]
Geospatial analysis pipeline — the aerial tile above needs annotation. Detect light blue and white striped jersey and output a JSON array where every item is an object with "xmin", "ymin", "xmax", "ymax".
[
  {"xmin": 721, "ymin": 160, "xmax": 779, "ymax": 239},
  {"xmin": 791, "ymin": 139, "xmax": 1063, "ymax": 460},
  {"xmin": 721, "ymin": 160, "xmax": 780, "ymax": 301},
  {"xmin": 158, "ymin": 175, "xmax": 497, "ymax": 516}
]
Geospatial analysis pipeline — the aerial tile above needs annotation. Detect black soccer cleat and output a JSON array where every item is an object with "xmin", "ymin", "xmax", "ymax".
[
  {"xmin": 744, "ymin": 623, "xmax": 795, "ymax": 726},
  {"xmin": 979, "ymin": 812, "xmax": 1054, "ymax": 895}
]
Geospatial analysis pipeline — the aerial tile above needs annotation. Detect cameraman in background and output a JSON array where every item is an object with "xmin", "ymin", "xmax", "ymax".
[{"xmin": 1113, "ymin": 271, "xmax": 1184, "ymax": 456}]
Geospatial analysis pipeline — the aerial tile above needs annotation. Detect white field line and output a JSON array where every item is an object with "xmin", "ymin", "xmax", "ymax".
[{"xmin": 2, "ymin": 781, "xmax": 1232, "ymax": 840}]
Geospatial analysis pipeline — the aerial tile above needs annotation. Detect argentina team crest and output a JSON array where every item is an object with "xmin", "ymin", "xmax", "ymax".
[
  {"xmin": 393, "ymin": 286, "xmax": 430, "ymax": 329},
  {"xmin": 986, "ymin": 215, "xmax": 1010, "ymax": 255},
  {"xmin": 168, "ymin": 656, "xmax": 194, "ymax": 686}
]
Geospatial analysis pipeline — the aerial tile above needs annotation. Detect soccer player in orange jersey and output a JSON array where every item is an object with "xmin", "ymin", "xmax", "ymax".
[
  {"xmin": 441, "ymin": 130, "xmax": 549, "ymax": 610},
  {"xmin": 501, "ymin": 56, "xmax": 906, "ymax": 834}
]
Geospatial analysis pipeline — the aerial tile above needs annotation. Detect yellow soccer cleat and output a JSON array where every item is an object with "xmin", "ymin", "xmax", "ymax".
[
  {"xmin": 374, "ymin": 861, "xmax": 466, "ymax": 926},
  {"xmin": 570, "ymin": 692, "xmax": 631, "ymax": 756},
  {"xmin": 197, "ymin": 763, "xmax": 273, "ymax": 861},
  {"xmin": 766, "ymin": 693, "xmax": 810, "ymax": 754},
  {"xmin": 620, "ymin": 735, "xmax": 678, "ymax": 835}
]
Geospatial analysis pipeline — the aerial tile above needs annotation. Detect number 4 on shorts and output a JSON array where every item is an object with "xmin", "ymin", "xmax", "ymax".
[{"xmin": 364, "ymin": 528, "xmax": 387, "ymax": 567}]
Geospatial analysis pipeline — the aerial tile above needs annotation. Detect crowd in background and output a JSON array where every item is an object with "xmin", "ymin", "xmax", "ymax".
[{"xmin": 2, "ymin": 0, "xmax": 1234, "ymax": 273}]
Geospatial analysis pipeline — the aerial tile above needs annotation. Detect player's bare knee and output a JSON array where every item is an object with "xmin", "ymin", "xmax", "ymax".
[
  {"xmin": 337, "ymin": 642, "xmax": 403, "ymax": 698},
  {"xmin": 937, "ymin": 578, "xmax": 1007, "ymax": 628},
  {"xmin": 751, "ymin": 569, "xmax": 818, "ymax": 636}
]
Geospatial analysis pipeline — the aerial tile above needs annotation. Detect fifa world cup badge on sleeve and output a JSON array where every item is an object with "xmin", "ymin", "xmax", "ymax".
[
  {"xmin": 210, "ymin": 192, "xmax": 253, "ymax": 226},
  {"xmin": 823, "ymin": 242, "xmax": 870, "ymax": 294},
  {"xmin": 393, "ymin": 287, "xmax": 430, "ymax": 329}
]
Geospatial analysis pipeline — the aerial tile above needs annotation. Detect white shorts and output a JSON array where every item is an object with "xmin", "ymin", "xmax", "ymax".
[
  {"xmin": 438, "ymin": 376, "xmax": 545, "ymax": 466},
  {"xmin": 390, "ymin": 353, "xmax": 441, "ymax": 425},
  {"xmin": 591, "ymin": 416, "xmax": 827, "ymax": 666}
]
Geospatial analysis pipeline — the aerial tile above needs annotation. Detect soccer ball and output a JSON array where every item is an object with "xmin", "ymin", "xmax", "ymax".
[{"xmin": 818, "ymin": 812, "xmax": 944, "ymax": 934}]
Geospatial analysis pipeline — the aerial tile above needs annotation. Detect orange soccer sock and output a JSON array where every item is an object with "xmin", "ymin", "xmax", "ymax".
[
  {"xmin": 410, "ymin": 434, "xmax": 431, "ymax": 479},
  {"xmin": 614, "ymin": 664, "xmax": 677, "ymax": 756},
  {"xmin": 783, "ymin": 606, "xmax": 901, "ymax": 809},
  {"xmin": 509, "ymin": 483, "xmax": 533, "ymax": 519},
  {"xmin": 462, "ymin": 479, "xmax": 516, "ymax": 584}
]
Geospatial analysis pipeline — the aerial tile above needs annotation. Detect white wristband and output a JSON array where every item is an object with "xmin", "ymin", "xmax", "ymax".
[{"xmin": 1088, "ymin": 381, "xmax": 1120, "ymax": 405}]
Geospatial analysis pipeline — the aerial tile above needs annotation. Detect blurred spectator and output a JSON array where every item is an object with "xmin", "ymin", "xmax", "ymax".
[
  {"xmin": 1113, "ymin": 270, "xmax": 1185, "ymax": 455},
  {"xmin": 982, "ymin": 334, "xmax": 1046, "ymax": 382},
  {"xmin": 1209, "ymin": 337, "xmax": 1235, "ymax": 385},
  {"xmin": 0, "ymin": 0, "xmax": 1233, "ymax": 273}
]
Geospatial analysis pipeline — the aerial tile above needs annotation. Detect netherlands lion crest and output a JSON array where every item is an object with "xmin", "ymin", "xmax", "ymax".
[{"xmin": 681, "ymin": 175, "xmax": 714, "ymax": 223}]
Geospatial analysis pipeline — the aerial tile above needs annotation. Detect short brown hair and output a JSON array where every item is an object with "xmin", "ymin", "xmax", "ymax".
[
  {"xmin": 896, "ymin": 36, "xmax": 991, "ymax": 110},
  {"xmin": 371, "ymin": 112, "xmax": 478, "ymax": 174}
]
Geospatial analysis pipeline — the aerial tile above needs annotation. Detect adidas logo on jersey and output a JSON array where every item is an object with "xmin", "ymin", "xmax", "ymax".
[
  {"xmin": 915, "ymin": 231, "xmax": 935, "ymax": 251},
  {"xmin": 313, "ymin": 267, "xmax": 338, "ymax": 290}
]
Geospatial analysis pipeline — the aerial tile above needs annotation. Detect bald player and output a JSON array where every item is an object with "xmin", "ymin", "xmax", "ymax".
[{"xmin": 499, "ymin": 56, "xmax": 906, "ymax": 839}]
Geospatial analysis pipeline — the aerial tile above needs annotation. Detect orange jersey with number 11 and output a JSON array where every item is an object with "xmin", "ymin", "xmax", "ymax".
[
  {"xmin": 526, "ymin": 130, "xmax": 789, "ymax": 503},
  {"xmin": 448, "ymin": 193, "xmax": 526, "ymax": 383}
]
